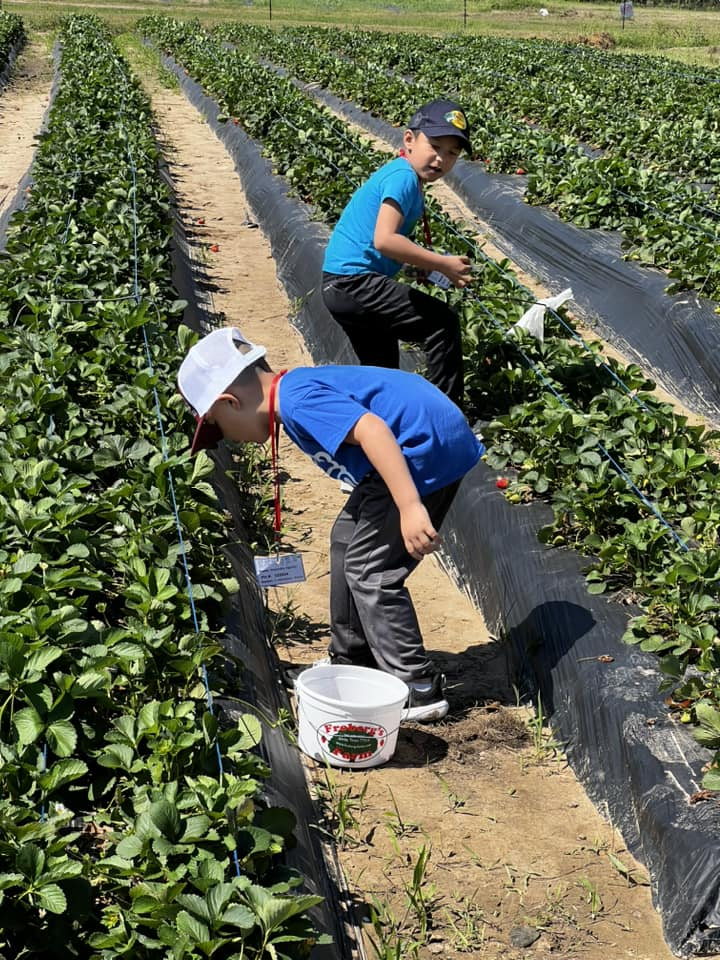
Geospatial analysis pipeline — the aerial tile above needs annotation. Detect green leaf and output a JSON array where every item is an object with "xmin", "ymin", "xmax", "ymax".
[
  {"xmin": 244, "ymin": 885, "xmax": 323, "ymax": 934},
  {"xmin": 17, "ymin": 844, "xmax": 44, "ymax": 882},
  {"xmin": 115, "ymin": 835, "xmax": 145, "ymax": 860},
  {"xmin": 97, "ymin": 743, "xmax": 135, "ymax": 770},
  {"xmin": 12, "ymin": 553, "xmax": 42, "ymax": 575},
  {"xmin": 25, "ymin": 646, "xmax": 64, "ymax": 675},
  {"xmin": 176, "ymin": 893, "xmax": 213, "ymax": 923},
  {"xmin": 191, "ymin": 451, "xmax": 215, "ymax": 483},
  {"xmin": 46, "ymin": 719, "xmax": 77, "ymax": 757},
  {"xmin": 37, "ymin": 883, "xmax": 67, "ymax": 914},
  {"xmin": 207, "ymin": 882, "xmax": 236, "ymax": 921},
  {"xmin": 222, "ymin": 903, "xmax": 256, "ymax": 930},
  {"xmin": 236, "ymin": 713, "xmax": 262, "ymax": 750},
  {"xmin": 694, "ymin": 701, "xmax": 720, "ymax": 749},
  {"xmin": 127, "ymin": 440, "xmax": 157, "ymax": 460},
  {"xmin": 13, "ymin": 706, "xmax": 44, "ymax": 746},
  {"xmin": 701, "ymin": 767, "xmax": 720, "ymax": 791},
  {"xmin": 43, "ymin": 860, "xmax": 83, "ymax": 883},
  {"xmin": 40, "ymin": 758, "xmax": 88, "ymax": 793},
  {"xmin": 64, "ymin": 543, "xmax": 90, "ymax": 559},
  {"xmin": 137, "ymin": 701, "xmax": 160, "ymax": 734},
  {"xmin": 181, "ymin": 814, "xmax": 211, "ymax": 843},
  {"xmin": 149, "ymin": 800, "xmax": 182, "ymax": 842},
  {"xmin": 0, "ymin": 578, "xmax": 23, "ymax": 595},
  {"xmin": 175, "ymin": 909, "xmax": 210, "ymax": 943},
  {"xmin": 607, "ymin": 851, "xmax": 629, "ymax": 877}
]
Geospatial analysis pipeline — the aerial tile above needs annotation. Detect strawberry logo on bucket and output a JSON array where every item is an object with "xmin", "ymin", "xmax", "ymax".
[{"xmin": 319, "ymin": 722, "xmax": 386, "ymax": 763}]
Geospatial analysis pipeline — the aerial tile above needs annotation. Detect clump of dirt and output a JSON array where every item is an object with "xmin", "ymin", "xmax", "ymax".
[
  {"xmin": 448, "ymin": 705, "xmax": 530, "ymax": 748},
  {"xmin": 574, "ymin": 32, "xmax": 617, "ymax": 49}
]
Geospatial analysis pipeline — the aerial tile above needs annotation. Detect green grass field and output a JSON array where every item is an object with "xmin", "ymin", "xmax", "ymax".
[{"xmin": 5, "ymin": 0, "xmax": 720, "ymax": 65}]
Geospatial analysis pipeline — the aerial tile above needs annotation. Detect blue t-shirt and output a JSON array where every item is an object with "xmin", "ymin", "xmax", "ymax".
[
  {"xmin": 278, "ymin": 366, "xmax": 484, "ymax": 495},
  {"xmin": 322, "ymin": 157, "xmax": 424, "ymax": 278}
]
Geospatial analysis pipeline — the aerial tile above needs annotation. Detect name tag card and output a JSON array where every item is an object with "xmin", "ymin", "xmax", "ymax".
[
  {"xmin": 426, "ymin": 269, "xmax": 451, "ymax": 290},
  {"xmin": 253, "ymin": 553, "xmax": 306, "ymax": 588}
]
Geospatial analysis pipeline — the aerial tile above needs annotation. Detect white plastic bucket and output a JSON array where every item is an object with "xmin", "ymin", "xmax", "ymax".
[{"xmin": 295, "ymin": 664, "xmax": 409, "ymax": 768}]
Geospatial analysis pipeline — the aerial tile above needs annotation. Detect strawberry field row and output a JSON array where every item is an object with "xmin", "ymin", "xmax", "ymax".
[
  {"xmin": 141, "ymin": 15, "xmax": 720, "ymax": 788},
  {"xmin": 213, "ymin": 22, "xmax": 720, "ymax": 303},
  {"xmin": 0, "ymin": 11, "xmax": 25, "ymax": 77},
  {"xmin": 291, "ymin": 26, "xmax": 720, "ymax": 180},
  {"xmin": 0, "ymin": 15, "xmax": 323, "ymax": 958}
]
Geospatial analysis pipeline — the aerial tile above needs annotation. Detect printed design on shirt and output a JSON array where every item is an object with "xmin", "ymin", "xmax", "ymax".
[
  {"xmin": 312, "ymin": 450, "xmax": 356, "ymax": 485},
  {"xmin": 444, "ymin": 110, "xmax": 467, "ymax": 131}
]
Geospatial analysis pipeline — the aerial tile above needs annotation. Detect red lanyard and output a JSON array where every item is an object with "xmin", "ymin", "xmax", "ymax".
[{"xmin": 268, "ymin": 370, "xmax": 288, "ymax": 547}]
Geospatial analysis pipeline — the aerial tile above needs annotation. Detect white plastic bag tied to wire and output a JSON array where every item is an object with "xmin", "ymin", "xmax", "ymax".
[{"xmin": 509, "ymin": 287, "xmax": 573, "ymax": 345}]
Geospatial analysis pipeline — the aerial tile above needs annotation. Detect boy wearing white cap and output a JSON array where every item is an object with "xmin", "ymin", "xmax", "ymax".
[
  {"xmin": 321, "ymin": 99, "xmax": 473, "ymax": 409},
  {"xmin": 178, "ymin": 326, "xmax": 484, "ymax": 723}
]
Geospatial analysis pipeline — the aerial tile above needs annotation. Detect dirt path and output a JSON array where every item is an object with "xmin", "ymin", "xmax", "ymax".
[
  {"xmin": 125, "ymin": 44, "xmax": 688, "ymax": 960},
  {"xmin": 0, "ymin": 39, "xmax": 53, "ymax": 228}
]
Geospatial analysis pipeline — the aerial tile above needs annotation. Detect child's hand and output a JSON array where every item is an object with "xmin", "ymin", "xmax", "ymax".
[
  {"xmin": 440, "ymin": 255, "xmax": 472, "ymax": 288},
  {"xmin": 400, "ymin": 502, "xmax": 442, "ymax": 560}
]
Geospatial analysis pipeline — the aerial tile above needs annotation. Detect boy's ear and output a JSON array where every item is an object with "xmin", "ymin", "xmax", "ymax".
[
  {"xmin": 207, "ymin": 392, "xmax": 240, "ymax": 421},
  {"xmin": 402, "ymin": 129, "xmax": 416, "ymax": 151}
]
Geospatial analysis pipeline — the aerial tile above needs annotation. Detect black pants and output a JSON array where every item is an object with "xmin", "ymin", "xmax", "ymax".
[
  {"xmin": 322, "ymin": 271, "xmax": 465, "ymax": 409},
  {"xmin": 329, "ymin": 472, "xmax": 461, "ymax": 683}
]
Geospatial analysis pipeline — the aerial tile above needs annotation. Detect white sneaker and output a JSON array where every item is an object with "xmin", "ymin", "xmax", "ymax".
[
  {"xmin": 403, "ymin": 674, "xmax": 449, "ymax": 724},
  {"xmin": 339, "ymin": 480, "xmax": 355, "ymax": 494}
]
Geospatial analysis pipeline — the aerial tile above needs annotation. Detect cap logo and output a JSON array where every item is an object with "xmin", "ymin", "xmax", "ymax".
[{"xmin": 444, "ymin": 109, "xmax": 467, "ymax": 131}]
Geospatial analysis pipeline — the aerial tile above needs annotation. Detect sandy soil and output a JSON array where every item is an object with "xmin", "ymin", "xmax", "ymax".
[
  {"xmin": 0, "ymin": 40, "xmax": 54, "ymax": 225},
  {"xmin": 113, "ymin": 54, "xmax": 696, "ymax": 960}
]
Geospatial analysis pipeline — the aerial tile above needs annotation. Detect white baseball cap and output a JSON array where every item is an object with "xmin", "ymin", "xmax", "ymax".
[{"xmin": 177, "ymin": 326, "xmax": 267, "ymax": 453}]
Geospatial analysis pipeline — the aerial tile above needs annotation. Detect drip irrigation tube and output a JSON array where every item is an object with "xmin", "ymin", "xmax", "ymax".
[{"xmin": 161, "ymin": 51, "xmax": 720, "ymax": 957}]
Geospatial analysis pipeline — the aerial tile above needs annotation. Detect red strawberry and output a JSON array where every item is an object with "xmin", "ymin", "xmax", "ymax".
[
  {"xmin": 210, "ymin": 244, "xmax": 220, "ymax": 253},
  {"xmin": 196, "ymin": 217, "xmax": 205, "ymax": 225},
  {"xmin": 496, "ymin": 478, "xmax": 509, "ymax": 490},
  {"xmin": 516, "ymin": 167, "xmax": 526, "ymax": 175}
]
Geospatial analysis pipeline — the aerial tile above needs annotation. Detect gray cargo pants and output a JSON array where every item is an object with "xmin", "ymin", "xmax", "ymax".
[{"xmin": 329, "ymin": 471, "xmax": 460, "ymax": 683}]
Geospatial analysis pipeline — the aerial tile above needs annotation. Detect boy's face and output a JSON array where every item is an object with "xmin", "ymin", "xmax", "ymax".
[
  {"xmin": 403, "ymin": 130, "xmax": 463, "ymax": 182},
  {"xmin": 205, "ymin": 391, "xmax": 271, "ymax": 445}
]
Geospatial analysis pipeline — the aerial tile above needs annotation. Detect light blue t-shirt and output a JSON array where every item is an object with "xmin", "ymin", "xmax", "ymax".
[
  {"xmin": 322, "ymin": 157, "xmax": 424, "ymax": 278},
  {"xmin": 278, "ymin": 366, "xmax": 484, "ymax": 495}
]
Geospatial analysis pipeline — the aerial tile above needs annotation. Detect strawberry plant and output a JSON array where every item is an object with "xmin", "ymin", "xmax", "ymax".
[
  {"xmin": 0, "ymin": 11, "xmax": 25, "ymax": 75},
  {"xmin": 0, "ymin": 15, "xmax": 328, "ymax": 955}
]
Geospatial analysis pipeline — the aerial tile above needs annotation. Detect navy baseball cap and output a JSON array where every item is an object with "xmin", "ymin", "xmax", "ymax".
[{"xmin": 407, "ymin": 100, "xmax": 471, "ymax": 152}]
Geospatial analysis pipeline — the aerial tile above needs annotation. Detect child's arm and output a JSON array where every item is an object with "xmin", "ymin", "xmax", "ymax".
[
  {"xmin": 345, "ymin": 412, "xmax": 440, "ymax": 560},
  {"xmin": 374, "ymin": 200, "xmax": 471, "ymax": 288}
]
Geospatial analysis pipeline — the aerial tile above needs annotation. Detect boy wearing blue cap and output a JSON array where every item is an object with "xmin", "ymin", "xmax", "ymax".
[
  {"xmin": 321, "ymin": 99, "xmax": 473, "ymax": 409},
  {"xmin": 178, "ymin": 326, "xmax": 484, "ymax": 722}
]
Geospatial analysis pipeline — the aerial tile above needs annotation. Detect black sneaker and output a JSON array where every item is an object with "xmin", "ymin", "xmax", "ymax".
[
  {"xmin": 404, "ymin": 674, "xmax": 449, "ymax": 724},
  {"xmin": 282, "ymin": 657, "xmax": 331, "ymax": 688}
]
